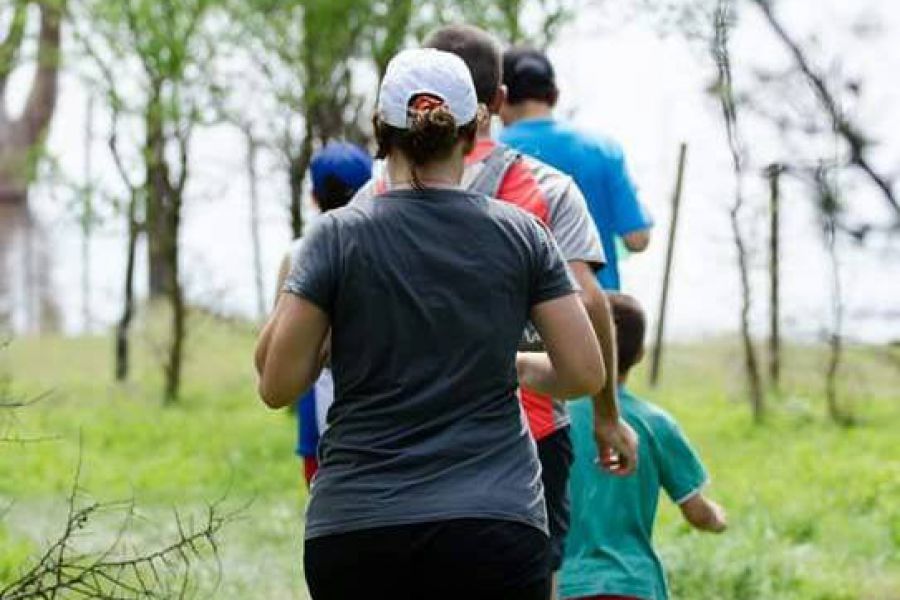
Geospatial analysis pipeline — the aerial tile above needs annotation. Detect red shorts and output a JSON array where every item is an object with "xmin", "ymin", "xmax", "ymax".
[{"xmin": 302, "ymin": 456, "xmax": 319, "ymax": 488}]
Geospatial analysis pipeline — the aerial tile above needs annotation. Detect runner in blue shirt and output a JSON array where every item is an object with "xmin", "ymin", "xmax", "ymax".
[{"xmin": 498, "ymin": 47, "xmax": 653, "ymax": 291}]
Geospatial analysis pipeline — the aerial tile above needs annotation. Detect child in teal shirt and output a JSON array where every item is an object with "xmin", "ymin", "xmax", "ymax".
[{"xmin": 561, "ymin": 294, "xmax": 727, "ymax": 600}]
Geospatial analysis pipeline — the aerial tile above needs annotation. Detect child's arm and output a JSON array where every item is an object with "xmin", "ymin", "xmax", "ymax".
[
  {"xmin": 653, "ymin": 408, "xmax": 727, "ymax": 533},
  {"xmin": 679, "ymin": 492, "xmax": 727, "ymax": 533}
]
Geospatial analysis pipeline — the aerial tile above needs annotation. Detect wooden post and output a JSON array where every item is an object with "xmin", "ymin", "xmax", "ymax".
[
  {"xmin": 649, "ymin": 143, "xmax": 688, "ymax": 387},
  {"xmin": 766, "ymin": 163, "xmax": 783, "ymax": 388}
]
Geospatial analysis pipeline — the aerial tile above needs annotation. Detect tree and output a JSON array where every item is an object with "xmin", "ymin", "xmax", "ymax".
[
  {"xmin": 73, "ymin": 0, "xmax": 218, "ymax": 402},
  {"xmin": 229, "ymin": 0, "xmax": 413, "ymax": 240},
  {"xmin": 748, "ymin": 0, "xmax": 898, "ymax": 227},
  {"xmin": 0, "ymin": 0, "xmax": 62, "ymax": 205},
  {"xmin": 229, "ymin": 0, "xmax": 571, "ymax": 243},
  {"xmin": 444, "ymin": 0, "xmax": 577, "ymax": 47},
  {"xmin": 711, "ymin": 0, "xmax": 764, "ymax": 421}
]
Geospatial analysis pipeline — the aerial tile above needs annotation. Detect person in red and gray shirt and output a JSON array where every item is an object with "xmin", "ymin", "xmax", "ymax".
[{"xmin": 424, "ymin": 24, "xmax": 639, "ymax": 597}]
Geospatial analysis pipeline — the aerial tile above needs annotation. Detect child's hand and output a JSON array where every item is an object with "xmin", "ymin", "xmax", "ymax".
[{"xmin": 594, "ymin": 417, "xmax": 638, "ymax": 476}]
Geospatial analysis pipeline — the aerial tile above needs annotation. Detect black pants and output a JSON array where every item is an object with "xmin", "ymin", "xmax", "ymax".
[
  {"xmin": 537, "ymin": 426, "xmax": 574, "ymax": 571},
  {"xmin": 304, "ymin": 518, "xmax": 550, "ymax": 599}
]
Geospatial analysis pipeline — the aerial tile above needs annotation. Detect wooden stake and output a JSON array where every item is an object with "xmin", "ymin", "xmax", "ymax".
[{"xmin": 649, "ymin": 143, "xmax": 688, "ymax": 387}]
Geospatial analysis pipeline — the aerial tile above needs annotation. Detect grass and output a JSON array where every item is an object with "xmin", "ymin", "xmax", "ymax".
[{"xmin": 1, "ymin": 315, "xmax": 899, "ymax": 599}]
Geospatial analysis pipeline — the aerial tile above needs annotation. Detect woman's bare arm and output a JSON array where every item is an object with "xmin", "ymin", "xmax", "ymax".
[
  {"xmin": 519, "ymin": 293, "xmax": 606, "ymax": 398},
  {"xmin": 255, "ymin": 294, "xmax": 330, "ymax": 409}
]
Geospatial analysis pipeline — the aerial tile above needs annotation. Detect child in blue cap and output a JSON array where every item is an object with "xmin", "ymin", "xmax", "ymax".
[{"xmin": 272, "ymin": 141, "xmax": 372, "ymax": 487}]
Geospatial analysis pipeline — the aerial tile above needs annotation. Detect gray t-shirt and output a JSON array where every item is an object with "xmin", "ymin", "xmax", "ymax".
[{"xmin": 285, "ymin": 187, "xmax": 575, "ymax": 539}]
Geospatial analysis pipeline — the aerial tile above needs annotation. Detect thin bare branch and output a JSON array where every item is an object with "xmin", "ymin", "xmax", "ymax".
[{"xmin": 749, "ymin": 0, "xmax": 899, "ymax": 221}]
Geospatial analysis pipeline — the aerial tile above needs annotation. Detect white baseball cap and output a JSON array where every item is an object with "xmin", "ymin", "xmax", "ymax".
[{"xmin": 377, "ymin": 48, "xmax": 478, "ymax": 129}]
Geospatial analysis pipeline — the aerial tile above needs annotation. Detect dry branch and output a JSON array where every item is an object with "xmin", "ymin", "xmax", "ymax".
[{"xmin": 749, "ymin": 0, "xmax": 899, "ymax": 222}]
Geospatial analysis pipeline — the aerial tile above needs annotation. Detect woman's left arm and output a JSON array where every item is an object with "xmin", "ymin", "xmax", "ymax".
[{"xmin": 255, "ymin": 294, "xmax": 330, "ymax": 409}]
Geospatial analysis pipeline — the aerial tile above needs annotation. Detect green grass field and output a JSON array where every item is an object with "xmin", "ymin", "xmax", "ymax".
[{"xmin": 1, "ymin": 315, "xmax": 899, "ymax": 599}]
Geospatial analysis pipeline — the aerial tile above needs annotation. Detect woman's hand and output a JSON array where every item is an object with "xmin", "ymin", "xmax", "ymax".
[{"xmin": 593, "ymin": 416, "xmax": 638, "ymax": 476}]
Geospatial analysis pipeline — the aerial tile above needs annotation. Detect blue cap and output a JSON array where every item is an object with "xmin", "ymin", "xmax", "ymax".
[{"xmin": 309, "ymin": 141, "xmax": 373, "ymax": 196}]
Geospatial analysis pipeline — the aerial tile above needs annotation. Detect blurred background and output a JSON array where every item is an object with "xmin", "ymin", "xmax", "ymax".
[{"xmin": 1, "ymin": 0, "xmax": 898, "ymax": 598}]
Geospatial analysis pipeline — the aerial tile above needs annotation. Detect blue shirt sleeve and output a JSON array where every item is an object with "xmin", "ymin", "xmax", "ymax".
[
  {"xmin": 296, "ymin": 389, "xmax": 320, "ymax": 457},
  {"xmin": 604, "ymin": 144, "xmax": 652, "ymax": 236},
  {"xmin": 652, "ymin": 411, "xmax": 709, "ymax": 504}
]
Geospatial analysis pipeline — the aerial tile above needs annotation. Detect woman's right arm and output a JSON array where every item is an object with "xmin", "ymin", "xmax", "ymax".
[
  {"xmin": 256, "ymin": 218, "xmax": 337, "ymax": 409},
  {"xmin": 256, "ymin": 294, "xmax": 330, "ymax": 409},
  {"xmin": 519, "ymin": 294, "xmax": 606, "ymax": 398}
]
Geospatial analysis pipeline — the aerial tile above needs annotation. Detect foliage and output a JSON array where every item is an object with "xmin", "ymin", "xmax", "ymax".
[
  {"xmin": 0, "ymin": 0, "xmax": 64, "ymax": 203},
  {"xmin": 0, "ymin": 340, "xmax": 236, "ymax": 599},
  {"xmin": 71, "ymin": 0, "xmax": 226, "ymax": 402},
  {"xmin": 418, "ymin": 0, "xmax": 579, "ymax": 47}
]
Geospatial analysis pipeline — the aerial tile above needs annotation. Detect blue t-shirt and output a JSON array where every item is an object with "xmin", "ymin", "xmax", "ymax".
[
  {"xmin": 500, "ymin": 118, "xmax": 652, "ymax": 290},
  {"xmin": 296, "ymin": 388, "xmax": 319, "ymax": 457},
  {"xmin": 560, "ymin": 387, "xmax": 708, "ymax": 600}
]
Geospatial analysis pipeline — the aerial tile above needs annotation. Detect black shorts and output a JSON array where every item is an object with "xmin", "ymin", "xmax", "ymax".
[
  {"xmin": 304, "ymin": 518, "xmax": 550, "ymax": 600},
  {"xmin": 537, "ymin": 426, "xmax": 574, "ymax": 571}
]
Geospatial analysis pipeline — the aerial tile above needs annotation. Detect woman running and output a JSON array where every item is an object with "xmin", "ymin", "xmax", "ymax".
[{"xmin": 255, "ymin": 48, "xmax": 605, "ymax": 600}]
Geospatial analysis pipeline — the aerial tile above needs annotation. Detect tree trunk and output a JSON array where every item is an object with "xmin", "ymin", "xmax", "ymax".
[
  {"xmin": 143, "ymin": 80, "xmax": 186, "ymax": 402},
  {"xmin": 81, "ymin": 94, "xmax": 95, "ymax": 331},
  {"xmin": 115, "ymin": 193, "xmax": 139, "ymax": 382},
  {"xmin": 0, "ymin": 0, "xmax": 62, "ymax": 205},
  {"xmin": 767, "ymin": 163, "xmax": 782, "ymax": 388},
  {"xmin": 713, "ymin": 0, "xmax": 765, "ymax": 422},
  {"xmin": 146, "ymin": 193, "xmax": 172, "ymax": 297},
  {"xmin": 162, "ymin": 197, "xmax": 185, "ymax": 404},
  {"xmin": 825, "ymin": 223, "xmax": 851, "ymax": 426},
  {"xmin": 145, "ymin": 84, "xmax": 174, "ymax": 298},
  {"xmin": 246, "ymin": 133, "xmax": 266, "ymax": 321},
  {"xmin": 288, "ymin": 133, "xmax": 314, "ymax": 239},
  {"xmin": 733, "ymin": 210, "xmax": 765, "ymax": 422}
]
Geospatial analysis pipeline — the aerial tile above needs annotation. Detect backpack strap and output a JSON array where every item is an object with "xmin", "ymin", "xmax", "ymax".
[{"xmin": 464, "ymin": 145, "xmax": 522, "ymax": 198}]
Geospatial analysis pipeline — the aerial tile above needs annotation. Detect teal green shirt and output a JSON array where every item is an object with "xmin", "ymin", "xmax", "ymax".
[{"xmin": 560, "ymin": 387, "xmax": 708, "ymax": 600}]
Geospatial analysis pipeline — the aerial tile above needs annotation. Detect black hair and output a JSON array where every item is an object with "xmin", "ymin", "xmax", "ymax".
[
  {"xmin": 317, "ymin": 174, "xmax": 356, "ymax": 212},
  {"xmin": 423, "ymin": 24, "xmax": 502, "ymax": 106},
  {"xmin": 374, "ymin": 104, "xmax": 477, "ymax": 190},
  {"xmin": 503, "ymin": 45, "xmax": 558, "ymax": 105},
  {"xmin": 609, "ymin": 293, "xmax": 646, "ymax": 375}
]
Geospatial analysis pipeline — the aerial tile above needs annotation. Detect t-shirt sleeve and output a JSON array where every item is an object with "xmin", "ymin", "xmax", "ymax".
[
  {"xmin": 529, "ymin": 217, "xmax": 576, "ymax": 306},
  {"xmin": 283, "ymin": 215, "xmax": 339, "ymax": 313},
  {"xmin": 654, "ymin": 413, "xmax": 709, "ymax": 504},
  {"xmin": 606, "ymin": 145, "xmax": 653, "ymax": 236},
  {"xmin": 546, "ymin": 175, "xmax": 606, "ymax": 270}
]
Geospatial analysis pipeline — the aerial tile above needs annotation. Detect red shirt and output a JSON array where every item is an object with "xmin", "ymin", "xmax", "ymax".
[{"xmin": 467, "ymin": 138, "xmax": 557, "ymax": 441}]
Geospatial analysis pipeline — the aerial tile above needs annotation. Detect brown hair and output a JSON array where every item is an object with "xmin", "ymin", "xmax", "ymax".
[
  {"xmin": 609, "ymin": 293, "xmax": 646, "ymax": 375},
  {"xmin": 423, "ymin": 24, "xmax": 502, "ymax": 106},
  {"xmin": 374, "ymin": 100, "xmax": 477, "ymax": 189}
]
